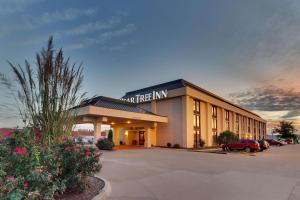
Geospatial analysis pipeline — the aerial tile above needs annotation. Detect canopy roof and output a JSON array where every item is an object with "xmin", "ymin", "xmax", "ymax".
[{"xmin": 73, "ymin": 96, "xmax": 168, "ymax": 124}]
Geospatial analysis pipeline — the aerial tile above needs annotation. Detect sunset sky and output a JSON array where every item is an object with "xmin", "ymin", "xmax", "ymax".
[{"xmin": 0, "ymin": 0, "xmax": 299, "ymax": 133}]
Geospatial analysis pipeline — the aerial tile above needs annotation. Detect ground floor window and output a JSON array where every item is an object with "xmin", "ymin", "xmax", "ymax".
[{"xmin": 193, "ymin": 130, "xmax": 201, "ymax": 148}]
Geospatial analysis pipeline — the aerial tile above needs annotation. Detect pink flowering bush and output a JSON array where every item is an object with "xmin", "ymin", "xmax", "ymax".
[
  {"xmin": 57, "ymin": 139, "xmax": 102, "ymax": 191},
  {"xmin": 0, "ymin": 128, "xmax": 102, "ymax": 199}
]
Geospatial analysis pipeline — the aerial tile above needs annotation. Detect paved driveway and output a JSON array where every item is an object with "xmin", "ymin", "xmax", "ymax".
[{"xmin": 97, "ymin": 145, "xmax": 300, "ymax": 200}]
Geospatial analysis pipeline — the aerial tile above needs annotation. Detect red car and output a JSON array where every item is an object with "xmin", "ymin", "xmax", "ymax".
[
  {"xmin": 283, "ymin": 139, "xmax": 292, "ymax": 144},
  {"xmin": 222, "ymin": 139, "xmax": 260, "ymax": 152},
  {"xmin": 265, "ymin": 139, "xmax": 284, "ymax": 146}
]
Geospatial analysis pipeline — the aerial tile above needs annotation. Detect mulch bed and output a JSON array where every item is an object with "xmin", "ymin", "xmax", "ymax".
[{"xmin": 55, "ymin": 177, "xmax": 105, "ymax": 200}]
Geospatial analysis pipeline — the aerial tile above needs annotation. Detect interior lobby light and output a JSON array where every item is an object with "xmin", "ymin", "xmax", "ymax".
[
  {"xmin": 126, "ymin": 121, "xmax": 131, "ymax": 124},
  {"xmin": 111, "ymin": 122, "xmax": 115, "ymax": 125}
]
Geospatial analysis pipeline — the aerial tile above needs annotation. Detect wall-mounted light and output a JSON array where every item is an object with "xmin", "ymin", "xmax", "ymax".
[
  {"xmin": 126, "ymin": 121, "xmax": 131, "ymax": 124},
  {"xmin": 125, "ymin": 131, "xmax": 128, "ymax": 136},
  {"xmin": 111, "ymin": 122, "xmax": 115, "ymax": 125}
]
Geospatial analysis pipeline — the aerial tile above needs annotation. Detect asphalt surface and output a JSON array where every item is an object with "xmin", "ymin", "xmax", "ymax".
[{"xmin": 97, "ymin": 144, "xmax": 300, "ymax": 200}]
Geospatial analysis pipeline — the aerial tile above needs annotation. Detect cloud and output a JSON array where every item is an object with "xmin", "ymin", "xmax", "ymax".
[
  {"xmin": 36, "ymin": 8, "xmax": 96, "ymax": 25},
  {"xmin": 63, "ymin": 17, "xmax": 121, "ymax": 36},
  {"xmin": 115, "ymin": 10, "xmax": 129, "ymax": 17},
  {"xmin": 65, "ymin": 24, "xmax": 137, "ymax": 50},
  {"xmin": 0, "ymin": 0, "xmax": 42, "ymax": 15},
  {"xmin": 230, "ymin": 85, "xmax": 300, "ymax": 119},
  {"xmin": 21, "ymin": 16, "xmax": 124, "ymax": 46},
  {"xmin": 282, "ymin": 110, "xmax": 300, "ymax": 119},
  {"xmin": 0, "ymin": 8, "xmax": 97, "ymax": 38},
  {"xmin": 96, "ymin": 24, "xmax": 136, "ymax": 43},
  {"xmin": 106, "ymin": 40, "xmax": 137, "ymax": 51}
]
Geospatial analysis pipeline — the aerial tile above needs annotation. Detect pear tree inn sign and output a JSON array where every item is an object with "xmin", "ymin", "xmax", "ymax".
[{"xmin": 121, "ymin": 89, "xmax": 168, "ymax": 103}]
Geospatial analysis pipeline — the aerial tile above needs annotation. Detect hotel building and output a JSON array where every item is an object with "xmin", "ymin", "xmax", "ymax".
[{"xmin": 74, "ymin": 79, "xmax": 266, "ymax": 148}]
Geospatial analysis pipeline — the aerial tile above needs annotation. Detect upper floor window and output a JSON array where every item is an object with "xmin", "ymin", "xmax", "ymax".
[
  {"xmin": 212, "ymin": 106, "xmax": 218, "ymax": 145},
  {"xmin": 193, "ymin": 100, "xmax": 200, "ymax": 128},
  {"xmin": 248, "ymin": 118, "xmax": 251, "ymax": 133},
  {"xmin": 242, "ymin": 116, "xmax": 246, "ymax": 133},
  {"xmin": 236, "ymin": 114, "xmax": 240, "ymax": 134},
  {"xmin": 225, "ymin": 110, "xmax": 230, "ymax": 131},
  {"xmin": 193, "ymin": 100, "xmax": 200, "ymax": 114}
]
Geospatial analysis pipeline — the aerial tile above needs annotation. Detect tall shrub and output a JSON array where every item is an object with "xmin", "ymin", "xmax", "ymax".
[
  {"xmin": 217, "ymin": 131, "xmax": 239, "ymax": 145},
  {"xmin": 1, "ymin": 36, "xmax": 85, "ymax": 146},
  {"xmin": 108, "ymin": 129, "xmax": 113, "ymax": 142}
]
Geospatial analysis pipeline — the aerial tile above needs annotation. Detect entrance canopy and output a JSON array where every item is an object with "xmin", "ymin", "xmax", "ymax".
[
  {"xmin": 73, "ymin": 96, "xmax": 168, "ymax": 124},
  {"xmin": 72, "ymin": 96, "xmax": 168, "ymax": 147}
]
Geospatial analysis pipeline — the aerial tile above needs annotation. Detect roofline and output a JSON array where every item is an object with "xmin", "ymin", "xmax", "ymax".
[
  {"xmin": 74, "ymin": 96, "xmax": 167, "ymax": 117},
  {"xmin": 124, "ymin": 79, "xmax": 182, "ymax": 96},
  {"xmin": 181, "ymin": 80, "xmax": 262, "ymax": 119},
  {"xmin": 124, "ymin": 79, "xmax": 263, "ymax": 119}
]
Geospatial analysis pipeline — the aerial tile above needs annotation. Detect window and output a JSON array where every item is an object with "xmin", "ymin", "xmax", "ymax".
[
  {"xmin": 235, "ymin": 114, "xmax": 240, "ymax": 134},
  {"xmin": 248, "ymin": 118, "xmax": 251, "ymax": 133},
  {"xmin": 254, "ymin": 120, "xmax": 256, "ymax": 139},
  {"xmin": 212, "ymin": 106, "xmax": 217, "ymax": 145},
  {"xmin": 263, "ymin": 123, "xmax": 266, "ymax": 139},
  {"xmin": 242, "ymin": 116, "xmax": 245, "ymax": 132},
  {"xmin": 193, "ymin": 99, "xmax": 201, "ymax": 148},
  {"xmin": 225, "ymin": 110, "xmax": 230, "ymax": 131},
  {"xmin": 242, "ymin": 116, "xmax": 246, "ymax": 139},
  {"xmin": 262, "ymin": 123, "xmax": 265, "ymax": 139},
  {"xmin": 258, "ymin": 122, "xmax": 261, "ymax": 139}
]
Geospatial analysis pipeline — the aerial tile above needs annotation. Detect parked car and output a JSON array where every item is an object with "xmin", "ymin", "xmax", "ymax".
[
  {"xmin": 258, "ymin": 140, "xmax": 270, "ymax": 151},
  {"xmin": 286, "ymin": 139, "xmax": 293, "ymax": 144},
  {"xmin": 279, "ymin": 138, "xmax": 292, "ymax": 144},
  {"xmin": 75, "ymin": 136, "xmax": 96, "ymax": 143},
  {"xmin": 277, "ymin": 138, "xmax": 288, "ymax": 145},
  {"xmin": 265, "ymin": 139, "xmax": 284, "ymax": 146},
  {"xmin": 222, "ymin": 139, "xmax": 260, "ymax": 152}
]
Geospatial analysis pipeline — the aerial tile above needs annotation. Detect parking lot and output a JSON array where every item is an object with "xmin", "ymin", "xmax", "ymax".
[{"xmin": 97, "ymin": 145, "xmax": 300, "ymax": 200}]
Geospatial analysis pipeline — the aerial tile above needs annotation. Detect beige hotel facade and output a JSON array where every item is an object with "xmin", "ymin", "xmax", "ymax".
[{"xmin": 74, "ymin": 79, "xmax": 267, "ymax": 148}]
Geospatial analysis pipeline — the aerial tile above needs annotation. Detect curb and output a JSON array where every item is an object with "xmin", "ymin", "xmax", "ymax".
[{"xmin": 92, "ymin": 177, "xmax": 112, "ymax": 200}]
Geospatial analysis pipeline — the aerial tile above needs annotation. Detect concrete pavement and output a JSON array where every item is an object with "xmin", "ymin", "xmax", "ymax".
[{"xmin": 97, "ymin": 145, "xmax": 300, "ymax": 200}]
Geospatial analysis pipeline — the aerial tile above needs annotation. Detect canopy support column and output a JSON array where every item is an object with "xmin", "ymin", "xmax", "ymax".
[
  {"xmin": 145, "ymin": 128, "xmax": 152, "ymax": 148},
  {"xmin": 94, "ymin": 122, "xmax": 102, "ymax": 141},
  {"xmin": 113, "ymin": 127, "xmax": 120, "ymax": 146}
]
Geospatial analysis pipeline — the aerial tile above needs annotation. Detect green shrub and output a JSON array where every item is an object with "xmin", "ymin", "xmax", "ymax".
[
  {"xmin": 167, "ymin": 142, "xmax": 172, "ymax": 148},
  {"xmin": 217, "ymin": 131, "xmax": 239, "ymax": 145},
  {"xmin": 96, "ymin": 138, "xmax": 114, "ymax": 150},
  {"xmin": 173, "ymin": 144, "xmax": 181, "ymax": 148},
  {"xmin": 108, "ymin": 130, "xmax": 113, "ymax": 142},
  {"xmin": 199, "ymin": 139, "xmax": 205, "ymax": 148}
]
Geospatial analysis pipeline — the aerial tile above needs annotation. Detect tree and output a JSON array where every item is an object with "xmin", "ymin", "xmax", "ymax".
[
  {"xmin": 108, "ymin": 129, "xmax": 113, "ymax": 142},
  {"xmin": 0, "ymin": 36, "xmax": 85, "ymax": 146},
  {"xmin": 274, "ymin": 121, "xmax": 297, "ymax": 139},
  {"xmin": 217, "ymin": 131, "xmax": 239, "ymax": 145}
]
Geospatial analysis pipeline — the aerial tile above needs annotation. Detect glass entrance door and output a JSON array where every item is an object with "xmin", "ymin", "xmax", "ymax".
[{"xmin": 139, "ymin": 131, "xmax": 145, "ymax": 145}]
